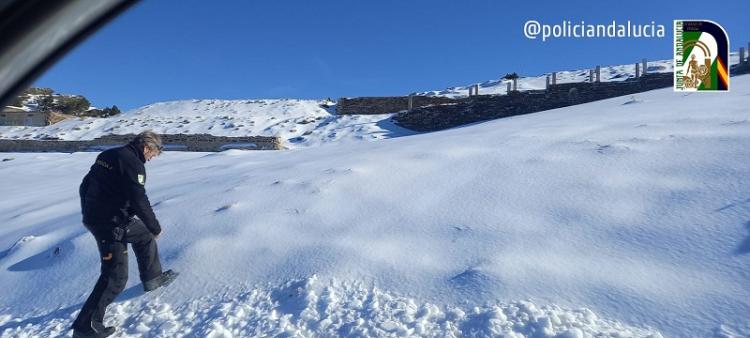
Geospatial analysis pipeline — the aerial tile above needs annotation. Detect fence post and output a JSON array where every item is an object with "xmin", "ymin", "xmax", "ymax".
[
  {"xmin": 513, "ymin": 78, "xmax": 517, "ymax": 91},
  {"xmin": 635, "ymin": 62, "xmax": 640, "ymax": 78},
  {"xmin": 474, "ymin": 84, "xmax": 480, "ymax": 96},
  {"xmin": 642, "ymin": 58, "xmax": 648, "ymax": 75},
  {"xmin": 589, "ymin": 69, "xmax": 594, "ymax": 83},
  {"xmin": 552, "ymin": 72, "xmax": 557, "ymax": 85},
  {"xmin": 408, "ymin": 94, "xmax": 413, "ymax": 110},
  {"xmin": 595, "ymin": 65, "xmax": 601, "ymax": 83},
  {"xmin": 506, "ymin": 82, "xmax": 511, "ymax": 94},
  {"xmin": 741, "ymin": 47, "xmax": 747, "ymax": 64},
  {"xmin": 546, "ymin": 75, "xmax": 550, "ymax": 89}
]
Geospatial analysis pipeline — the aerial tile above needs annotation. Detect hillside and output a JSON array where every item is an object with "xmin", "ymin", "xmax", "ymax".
[
  {"xmin": 1, "ymin": 55, "xmax": 742, "ymax": 150},
  {"xmin": 0, "ymin": 99, "xmax": 414, "ymax": 149},
  {"xmin": 1, "ymin": 75, "xmax": 748, "ymax": 337}
]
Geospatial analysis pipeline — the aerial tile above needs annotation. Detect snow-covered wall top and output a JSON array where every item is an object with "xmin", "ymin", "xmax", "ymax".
[{"xmin": 415, "ymin": 54, "xmax": 740, "ymax": 97}]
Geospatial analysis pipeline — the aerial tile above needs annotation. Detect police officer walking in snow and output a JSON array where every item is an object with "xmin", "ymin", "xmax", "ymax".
[{"xmin": 73, "ymin": 131, "xmax": 177, "ymax": 338}]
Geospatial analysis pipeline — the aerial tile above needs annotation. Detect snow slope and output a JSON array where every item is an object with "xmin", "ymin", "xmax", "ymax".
[
  {"xmin": 1, "ymin": 74, "xmax": 749, "ymax": 336},
  {"xmin": 0, "ymin": 99, "xmax": 416, "ymax": 150}
]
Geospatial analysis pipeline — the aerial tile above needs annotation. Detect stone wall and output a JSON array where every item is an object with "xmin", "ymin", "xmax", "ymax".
[
  {"xmin": 731, "ymin": 62, "xmax": 750, "ymax": 76},
  {"xmin": 336, "ymin": 96, "xmax": 458, "ymax": 115},
  {"xmin": 0, "ymin": 133, "xmax": 282, "ymax": 153},
  {"xmin": 343, "ymin": 63, "xmax": 750, "ymax": 127},
  {"xmin": 0, "ymin": 111, "xmax": 47, "ymax": 126},
  {"xmin": 394, "ymin": 73, "xmax": 675, "ymax": 132}
]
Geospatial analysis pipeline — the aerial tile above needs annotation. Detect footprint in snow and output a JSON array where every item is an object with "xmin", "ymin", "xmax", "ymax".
[
  {"xmin": 214, "ymin": 203, "xmax": 238, "ymax": 213},
  {"xmin": 714, "ymin": 197, "xmax": 750, "ymax": 213},
  {"xmin": 0, "ymin": 236, "xmax": 36, "ymax": 260},
  {"xmin": 721, "ymin": 120, "xmax": 748, "ymax": 126},
  {"xmin": 622, "ymin": 97, "xmax": 642, "ymax": 105},
  {"xmin": 596, "ymin": 144, "xmax": 630, "ymax": 155},
  {"xmin": 285, "ymin": 208, "xmax": 304, "ymax": 216},
  {"xmin": 323, "ymin": 168, "xmax": 352, "ymax": 175},
  {"xmin": 447, "ymin": 265, "xmax": 496, "ymax": 293},
  {"xmin": 8, "ymin": 239, "xmax": 75, "ymax": 271},
  {"xmin": 450, "ymin": 225, "xmax": 472, "ymax": 243},
  {"xmin": 270, "ymin": 278, "xmax": 310, "ymax": 318},
  {"xmin": 452, "ymin": 225, "xmax": 471, "ymax": 232}
]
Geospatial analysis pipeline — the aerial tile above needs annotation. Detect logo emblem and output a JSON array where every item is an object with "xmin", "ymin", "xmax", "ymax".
[
  {"xmin": 674, "ymin": 20, "xmax": 729, "ymax": 91},
  {"xmin": 137, "ymin": 174, "xmax": 145, "ymax": 185}
]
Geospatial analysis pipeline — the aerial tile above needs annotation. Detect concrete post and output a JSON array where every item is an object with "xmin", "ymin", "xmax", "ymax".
[
  {"xmin": 474, "ymin": 84, "xmax": 480, "ymax": 96},
  {"xmin": 741, "ymin": 47, "xmax": 747, "ymax": 64},
  {"xmin": 552, "ymin": 72, "xmax": 557, "ymax": 85},
  {"xmin": 589, "ymin": 69, "xmax": 594, "ymax": 83},
  {"xmin": 642, "ymin": 58, "xmax": 648, "ymax": 75},
  {"xmin": 595, "ymin": 65, "xmax": 601, "ymax": 83},
  {"xmin": 635, "ymin": 63, "xmax": 640, "ymax": 78},
  {"xmin": 408, "ymin": 95, "xmax": 413, "ymax": 110},
  {"xmin": 513, "ymin": 78, "xmax": 517, "ymax": 91},
  {"xmin": 546, "ymin": 75, "xmax": 550, "ymax": 89},
  {"xmin": 506, "ymin": 82, "xmax": 511, "ymax": 94}
]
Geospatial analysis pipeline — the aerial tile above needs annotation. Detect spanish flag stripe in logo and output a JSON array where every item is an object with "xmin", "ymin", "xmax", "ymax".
[{"xmin": 716, "ymin": 58, "xmax": 729, "ymax": 87}]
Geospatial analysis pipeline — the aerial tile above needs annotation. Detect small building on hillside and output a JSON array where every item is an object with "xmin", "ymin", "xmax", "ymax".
[{"xmin": 0, "ymin": 106, "xmax": 48, "ymax": 126}]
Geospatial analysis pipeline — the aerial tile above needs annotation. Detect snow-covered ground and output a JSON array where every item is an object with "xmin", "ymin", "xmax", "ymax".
[
  {"xmin": 0, "ymin": 99, "xmax": 416, "ymax": 150},
  {"xmin": 1, "ymin": 73, "xmax": 749, "ymax": 337}
]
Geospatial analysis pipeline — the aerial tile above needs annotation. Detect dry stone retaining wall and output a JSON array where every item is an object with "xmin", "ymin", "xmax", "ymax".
[
  {"xmin": 336, "ymin": 96, "xmax": 458, "ymax": 115},
  {"xmin": 394, "ymin": 73, "xmax": 675, "ymax": 132},
  {"xmin": 0, "ymin": 134, "xmax": 282, "ymax": 153}
]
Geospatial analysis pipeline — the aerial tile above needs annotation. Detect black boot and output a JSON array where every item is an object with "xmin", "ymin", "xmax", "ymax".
[
  {"xmin": 72, "ymin": 321, "xmax": 115, "ymax": 338},
  {"xmin": 143, "ymin": 269, "xmax": 179, "ymax": 292}
]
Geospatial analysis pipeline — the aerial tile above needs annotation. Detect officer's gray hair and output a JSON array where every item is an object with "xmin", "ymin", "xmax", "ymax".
[{"xmin": 132, "ymin": 131, "xmax": 163, "ymax": 151}]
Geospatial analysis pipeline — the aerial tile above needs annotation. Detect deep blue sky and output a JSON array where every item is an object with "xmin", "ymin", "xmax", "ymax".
[{"xmin": 35, "ymin": 0, "xmax": 750, "ymax": 111}]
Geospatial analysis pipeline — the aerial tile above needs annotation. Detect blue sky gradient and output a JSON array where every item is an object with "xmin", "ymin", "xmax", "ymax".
[{"xmin": 35, "ymin": 0, "xmax": 750, "ymax": 110}]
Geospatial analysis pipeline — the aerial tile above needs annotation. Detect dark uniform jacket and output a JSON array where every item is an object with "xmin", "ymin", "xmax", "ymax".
[{"xmin": 79, "ymin": 143, "xmax": 161, "ymax": 235}]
